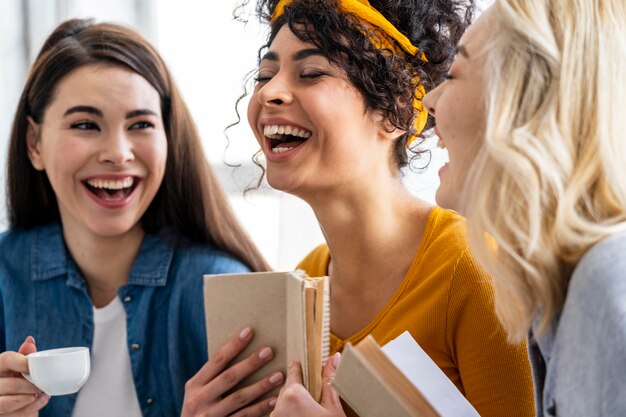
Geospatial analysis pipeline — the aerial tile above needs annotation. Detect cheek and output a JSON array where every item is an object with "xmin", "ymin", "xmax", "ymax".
[
  {"xmin": 138, "ymin": 136, "xmax": 168, "ymax": 179},
  {"xmin": 247, "ymin": 94, "xmax": 263, "ymax": 144}
]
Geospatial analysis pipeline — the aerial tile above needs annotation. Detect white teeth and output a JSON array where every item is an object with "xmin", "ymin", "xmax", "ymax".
[
  {"xmin": 263, "ymin": 124, "xmax": 312, "ymax": 140},
  {"xmin": 272, "ymin": 147, "xmax": 291, "ymax": 153},
  {"xmin": 87, "ymin": 177, "xmax": 134, "ymax": 190}
]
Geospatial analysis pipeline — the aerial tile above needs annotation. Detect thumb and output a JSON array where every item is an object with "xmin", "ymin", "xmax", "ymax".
[
  {"xmin": 319, "ymin": 352, "xmax": 342, "ymax": 408},
  {"xmin": 19, "ymin": 336, "xmax": 37, "ymax": 356}
]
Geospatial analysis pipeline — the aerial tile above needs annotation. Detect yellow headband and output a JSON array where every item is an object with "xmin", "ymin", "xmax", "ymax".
[{"xmin": 271, "ymin": 0, "xmax": 428, "ymax": 144}]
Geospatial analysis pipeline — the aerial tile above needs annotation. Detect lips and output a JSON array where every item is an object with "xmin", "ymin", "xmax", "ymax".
[
  {"xmin": 263, "ymin": 123, "xmax": 312, "ymax": 154},
  {"xmin": 434, "ymin": 127, "xmax": 446, "ymax": 149},
  {"xmin": 82, "ymin": 175, "xmax": 139, "ymax": 204}
]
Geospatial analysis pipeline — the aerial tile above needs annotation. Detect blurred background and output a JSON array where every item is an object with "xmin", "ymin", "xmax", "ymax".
[{"xmin": 0, "ymin": 0, "xmax": 491, "ymax": 270}]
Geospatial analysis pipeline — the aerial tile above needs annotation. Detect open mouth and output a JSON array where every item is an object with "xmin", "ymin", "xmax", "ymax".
[
  {"xmin": 263, "ymin": 124, "xmax": 312, "ymax": 153},
  {"xmin": 83, "ymin": 177, "xmax": 138, "ymax": 201}
]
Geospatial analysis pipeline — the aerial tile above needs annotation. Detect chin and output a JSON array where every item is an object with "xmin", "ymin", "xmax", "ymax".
[
  {"xmin": 265, "ymin": 170, "xmax": 295, "ymax": 193},
  {"xmin": 435, "ymin": 187, "xmax": 458, "ymax": 212}
]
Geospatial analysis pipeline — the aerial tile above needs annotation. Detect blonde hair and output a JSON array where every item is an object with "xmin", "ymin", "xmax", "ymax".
[{"xmin": 463, "ymin": 0, "xmax": 626, "ymax": 342}]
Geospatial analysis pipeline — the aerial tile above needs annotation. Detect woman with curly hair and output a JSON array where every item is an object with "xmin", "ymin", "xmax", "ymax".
[{"xmin": 242, "ymin": 0, "xmax": 535, "ymax": 416}]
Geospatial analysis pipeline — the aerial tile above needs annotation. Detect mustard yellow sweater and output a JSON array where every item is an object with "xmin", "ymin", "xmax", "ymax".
[{"xmin": 297, "ymin": 206, "xmax": 535, "ymax": 417}]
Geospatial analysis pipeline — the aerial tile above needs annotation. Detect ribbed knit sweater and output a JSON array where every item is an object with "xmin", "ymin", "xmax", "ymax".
[{"xmin": 297, "ymin": 206, "xmax": 535, "ymax": 417}]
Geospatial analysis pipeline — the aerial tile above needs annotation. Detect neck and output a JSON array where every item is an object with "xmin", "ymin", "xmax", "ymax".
[
  {"xmin": 62, "ymin": 224, "xmax": 145, "ymax": 308},
  {"xmin": 305, "ymin": 176, "xmax": 431, "ymax": 293}
]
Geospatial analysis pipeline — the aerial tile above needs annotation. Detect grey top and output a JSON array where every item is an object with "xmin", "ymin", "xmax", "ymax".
[{"xmin": 529, "ymin": 231, "xmax": 626, "ymax": 417}]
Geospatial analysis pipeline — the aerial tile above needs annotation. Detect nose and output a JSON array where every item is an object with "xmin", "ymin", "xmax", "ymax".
[
  {"xmin": 98, "ymin": 129, "xmax": 134, "ymax": 165},
  {"xmin": 255, "ymin": 74, "xmax": 293, "ymax": 107},
  {"xmin": 422, "ymin": 85, "xmax": 439, "ymax": 117}
]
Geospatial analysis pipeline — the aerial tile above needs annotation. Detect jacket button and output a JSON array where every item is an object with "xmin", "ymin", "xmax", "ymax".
[
  {"xmin": 131, "ymin": 343, "xmax": 141, "ymax": 351},
  {"xmin": 123, "ymin": 295, "xmax": 132, "ymax": 303},
  {"xmin": 146, "ymin": 398, "xmax": 154, "ymax": 405},
  {"xmin": 546, "ymin": 399, "xmax": 556, "ymax": 416}
]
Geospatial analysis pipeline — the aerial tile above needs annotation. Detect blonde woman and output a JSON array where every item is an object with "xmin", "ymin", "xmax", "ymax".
[{"xmin": 424, "ymin": 0, "xmax": 626, "ymax": 415}]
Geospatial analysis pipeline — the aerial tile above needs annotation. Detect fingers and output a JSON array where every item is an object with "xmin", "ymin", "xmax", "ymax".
[
  {"xmin": 0, "ymin": 338, "xmax": 45, "ymax": 416},
  {"xmin": 0, "ymin": 378, "xmax": 41, "ymax": 396},
  {"xmin": 231, "ymin": 396, "xmax": 278, "ymax": 417},
  {"xmin": 319, "ymin": 353, "xmax": 342, "ymax": 409},
  {"xmin": 0, "ymin": 392, "xmax": 49, "ymax": 415},
  {"xmin": 211, "ymin": 345, "xmax": 275, "ymax": 394},
  {"xmin": 284, "ymin": 361, "xmax": 304, "ymax": 387},
  {"xmin": 18, "ymin": 337, "xmax": 36, "ymax": 356},
  {"xmin": 188, "ymin": 347, "xmax": 280, "ymax": 415},
  {"xmin": 217, "ymin": 371, "xmax": 283, "ymax": 416},
  {"xmin": 0, "ymin": 353, "xmax": 29, "ymax": 375},
  {"xmin": 271, "ymin": 381, "xmax": 311, "ymax": 417},
  {"xmin": 188, "ymin": 327, "xmax": 255, "ymax": 388}
]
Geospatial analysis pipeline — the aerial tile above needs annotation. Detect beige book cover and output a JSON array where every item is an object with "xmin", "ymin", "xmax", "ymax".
[
  {"xmin": 203, "ymin": 271, "xmax": 330, "ymax": 401},
  {"xmin": 332, "ymin": 332, "xmax": 480, "ymax": 417}
]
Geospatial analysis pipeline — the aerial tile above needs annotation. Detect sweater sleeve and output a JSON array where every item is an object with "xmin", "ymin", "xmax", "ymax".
[{"xmin": 446, "ymin": 249, "xmax": 536, "ymax": 417}]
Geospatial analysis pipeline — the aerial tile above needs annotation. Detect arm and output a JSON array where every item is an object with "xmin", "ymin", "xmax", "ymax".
[{"xmin": 270, "ymin": 353, "xmax": 345, "ymax": 417}]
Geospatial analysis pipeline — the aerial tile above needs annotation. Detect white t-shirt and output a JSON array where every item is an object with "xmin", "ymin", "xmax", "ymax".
[{"xmin": 71, "ymin": 296, "xmax": 143, "ymax": 417}]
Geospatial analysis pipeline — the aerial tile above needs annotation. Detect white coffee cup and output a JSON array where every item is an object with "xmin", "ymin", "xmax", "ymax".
[{"xmin": 21, "ymin": 347, "xmax": 90, "ymax": 396}]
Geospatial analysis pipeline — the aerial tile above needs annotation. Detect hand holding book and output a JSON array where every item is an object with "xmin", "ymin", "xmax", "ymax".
[
  {"xmin": 271, "ymin": 353, "xmax": 346, "ymax": 417},
  {"xmin": 203, "ymin": 271, "xmax": 330, "ymax": 402},
  {"xmin": 180, "ymin": 326, "xmax": 282, "ymax": 417}
]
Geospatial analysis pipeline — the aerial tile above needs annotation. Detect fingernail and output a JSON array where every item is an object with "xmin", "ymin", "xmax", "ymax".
[
  {"xmin": 239, "ymin": 327, "xmax": 252, "ymax": 340},
  {"xmin": 258, "ymin": 347, "xmax": 272, "ymax": 360},
  {"xmin": 332, "ymin": 352, "xmax": 341, "ymax": 369},
  {"xmin": 268, "ymin": 372, "xmax": 283, "ymax": 384},
  {"xmin": 26, "ymin": 336, "xmax": 35, "ymax": 344},
  {"xmin": 288, "ymin": 360, "xmax": 297, "ymax": 369},
  {"xmin": 269, "ymin": 398, "xmax": 277, "ymax": 408}
]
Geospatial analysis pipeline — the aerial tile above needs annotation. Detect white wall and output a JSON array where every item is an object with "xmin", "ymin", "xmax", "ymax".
[{"xmin": 0, "ymin": 0, "xmax": 493, "ymax": 270}]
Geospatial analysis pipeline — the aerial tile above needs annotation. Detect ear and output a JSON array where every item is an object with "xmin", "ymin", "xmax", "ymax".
[
  {"xmin": 375, "ymin": 112, "xmax": 406, "ymax": 142},
  {"xmin": 26, "ymin": 117, "xmax": 45, "ymax": 171}
]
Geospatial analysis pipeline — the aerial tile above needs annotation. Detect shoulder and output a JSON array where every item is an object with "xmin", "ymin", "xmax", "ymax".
[
  {"xmin": 422, "ymin": 207, "xmax": 489, "ymax": 287},
  {"xmin": 423, "ymin": 206, "xmax": 472, "ymax": 254},
  {"xmin": 566, "ymin": 231, "xmax": 626, "ymax": 326},
  {"xmin": 549, "ymin": 232, "xmax": 626, "ymax": 415},
  {"xmin": 296, "ymin": 244, "xmax": 329, "ymax": 277},
  {"xmin": 0, "ymin": 227, "xmax": 32, "ymax": 250},
  {"xmin": 0, "ymin": 226, "xmax": 47, "ymax": 266},
  {"xmin": 172, "ymin": 240, "xmax": 252, "ymax": 276}
]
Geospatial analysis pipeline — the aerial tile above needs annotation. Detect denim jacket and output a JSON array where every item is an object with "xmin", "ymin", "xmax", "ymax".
[
  {"xmin": 0, "ymin": 222, "xmax": 250, "ymax": 417},
  {"xmin": 529, "ymin": 231, "xmax": 626, "ymax": 417}
]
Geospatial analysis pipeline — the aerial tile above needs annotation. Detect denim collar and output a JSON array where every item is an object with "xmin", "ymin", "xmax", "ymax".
[{"xmin": 30, "ymin": 222, "xmax": 177, "ymax": 287}]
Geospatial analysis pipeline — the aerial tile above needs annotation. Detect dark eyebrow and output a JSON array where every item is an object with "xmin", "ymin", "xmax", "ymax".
[
  {"xmin": 260, "ymin": 48, "xmax": 326, "ymax": 63},
  {"xmin": 261, "ymin": 51, "xmax": 278, "ymax": 62},
  {"xmin": 293, "ymin": 48, "xmax": 326, "ymax": 61},
  {"xmin": 126, "ymin": 109, "xmax": 158, "ymax": 119},
  {"xmin": 63, "ymin": 105, "xmax": 102, "ymax": 118},
  {"xmin": 62, "ymin": 106, "xmax": 157, "ymax": 119},
  {"xmin": 455, "ymin": 45, "xmax": 469, "ymax": 58}
]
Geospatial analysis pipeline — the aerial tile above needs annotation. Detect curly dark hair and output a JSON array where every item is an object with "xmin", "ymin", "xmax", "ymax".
[{"xmin": 245, "ymin": 0, "xmax": 473, "ymax": 171}]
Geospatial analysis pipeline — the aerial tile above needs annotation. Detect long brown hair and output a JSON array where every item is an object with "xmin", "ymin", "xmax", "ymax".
[{"xmin": 8, "ymin": 18, "xmax": 270, "ymax": 271}]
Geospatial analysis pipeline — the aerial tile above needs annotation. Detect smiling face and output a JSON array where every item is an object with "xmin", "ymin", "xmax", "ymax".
[
  {"xmin": 422, "ymin": 7, "xmax": 493, "ymax": 212},
  {"xmin": 27, "ymin": 64, "xmax": 168, "ymax": 241},
  {"xmin": 247, "ymin": 25, "xmax": 396, "ymax": 198}
]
